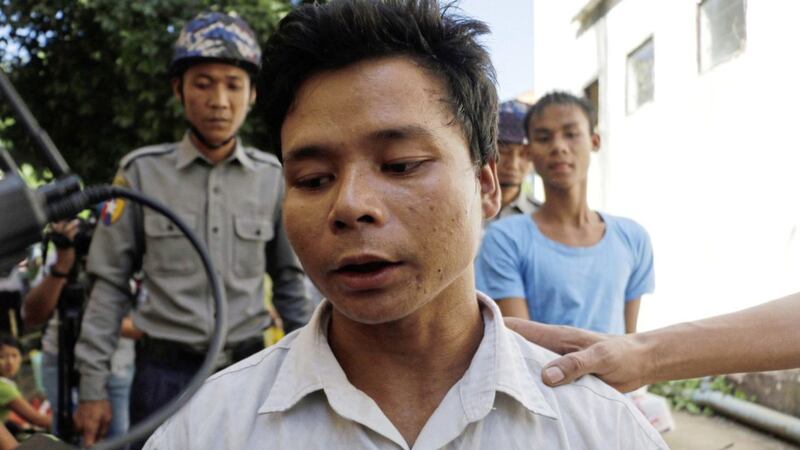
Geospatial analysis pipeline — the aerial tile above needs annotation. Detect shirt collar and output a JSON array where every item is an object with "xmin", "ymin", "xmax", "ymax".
[
  {"xmin": 260, "ymin": 292, "xmax": 557, "ymax": 436},
  {"xmin": 175, "ymin": 132, "xmax": 256, "ymax": 171},
  {"xmin": 460, "ymin": 292, "xmax": 557, "ymax": 421},
  {"xmin": 499, "ymin": 189, "xmax": 538, "ymax": 218}
]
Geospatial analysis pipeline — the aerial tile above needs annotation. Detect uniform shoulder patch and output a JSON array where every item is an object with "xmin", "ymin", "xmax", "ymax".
[
  {"xmin": 120, "ymin": 143, "xmax": 176, "ymax": 169},
  {"xmin": 99, "ymin": 171, "xmax": 130, "ymax": 226},
  {"xmin": 245, "ymin": 148, "xmax": 281, "ymax": 168},
  {"xmin": 99, "ymin": 173, "xmax": 130, "ymax": 229}
]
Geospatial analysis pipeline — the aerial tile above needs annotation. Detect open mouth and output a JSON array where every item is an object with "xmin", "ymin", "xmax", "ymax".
[{"xmin": 336, "ymin": 261, "xmax": 400, "ymax": 274}]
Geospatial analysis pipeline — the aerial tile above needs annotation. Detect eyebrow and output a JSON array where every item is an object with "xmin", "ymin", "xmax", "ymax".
[
  {"xmin": 283, "ymin": 124, "xmax": 438, "ymax": 164},
  {"xmin": 283, "ymin": 146, "xmax": 332, "ymax": 164},
  {"xmin": 532, "ymin": 122, "xmax": 581, "ymax": 133},
  {"xmin": 192, "ymin": 73, "xmax": 245, "ymax": 82},
  {"xmin": 368, "ymin": 124, "xmax": 437, "ymax": 142}
]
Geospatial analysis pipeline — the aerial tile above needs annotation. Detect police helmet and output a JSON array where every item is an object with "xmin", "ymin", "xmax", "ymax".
[
  {"xmin": 169, "ymin": 12, "xmax": 261, "ymax": 78},
  {"xmin": 498, "ymin": 100, "xmax": 531, "ymax": 145}
]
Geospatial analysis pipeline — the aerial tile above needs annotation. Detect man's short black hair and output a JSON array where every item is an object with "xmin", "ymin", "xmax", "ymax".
[
  {"xmin": 260, "ymin": 0, "xmax": 498, "ymax": 166},
  {"xmin": 525, "ymin": 91, "xmax": 596, "ymax": 136}
]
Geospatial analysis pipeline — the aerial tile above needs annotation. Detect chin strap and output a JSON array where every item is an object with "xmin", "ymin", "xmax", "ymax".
[{"xmin": 186, "ymin": 121, "xmax": 235, "ymax": 150}]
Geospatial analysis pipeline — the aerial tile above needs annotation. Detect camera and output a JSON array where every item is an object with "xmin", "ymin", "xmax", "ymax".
[{"xmin": 47, "ymin": 214, "xmax": 97, "ymax": 259}]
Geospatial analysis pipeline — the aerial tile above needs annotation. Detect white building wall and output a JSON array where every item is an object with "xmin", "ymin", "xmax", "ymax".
[{"xmin": 532, "ymin": 0, "xmax": 800, "ymax": 330}]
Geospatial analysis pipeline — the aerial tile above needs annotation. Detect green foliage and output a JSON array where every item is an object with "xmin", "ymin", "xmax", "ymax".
[
  {"xmin": 1, "ymin": 0, "xmax": 292, "ymax": 185},
  {"xmin": 649, "ymin": 376, "xmax": 754, "ymax": 416}
]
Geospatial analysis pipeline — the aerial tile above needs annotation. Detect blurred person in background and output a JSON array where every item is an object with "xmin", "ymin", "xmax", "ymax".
[{"xmin": 493, "ymin": 99, "xmax": 540, "ymax": 222}]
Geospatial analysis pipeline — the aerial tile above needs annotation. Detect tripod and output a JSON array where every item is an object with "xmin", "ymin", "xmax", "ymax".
[{"xmin": 55, "ymin": 265, "xmax": 84, "ymax": 445}]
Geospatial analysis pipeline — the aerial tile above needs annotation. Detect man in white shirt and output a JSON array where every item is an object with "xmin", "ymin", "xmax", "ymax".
[{"xmin": 145, "ymin": 1, "xmax": 668, "ymax": 448}]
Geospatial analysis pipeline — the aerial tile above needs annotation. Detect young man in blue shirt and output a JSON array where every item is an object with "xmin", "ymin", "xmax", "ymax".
[{"xmin": 476, "ymin": 91, "xmax": 654, "ymax": 335}]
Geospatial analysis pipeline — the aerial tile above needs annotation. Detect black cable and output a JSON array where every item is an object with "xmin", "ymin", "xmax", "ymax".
[{"xmin": 47, "ymin": 185, "xmax": 228, "ymax": 450}]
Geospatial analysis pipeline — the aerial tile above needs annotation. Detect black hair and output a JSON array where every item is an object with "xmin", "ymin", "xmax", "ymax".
[
  {"xmin": 0, "ymin": 335, "xmax": 21, "ymax": 352},
  {"xmin": 525, "ymin": 91, "xmax": 596, "ymax": 136},
  {"xmin": 260, "ymin": 0, "xmax": 498, "ymax": 165}
]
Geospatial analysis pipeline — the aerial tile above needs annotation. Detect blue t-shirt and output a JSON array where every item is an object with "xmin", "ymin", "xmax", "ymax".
[{"xmin": 475, "ymin": 212, "xmax": 654, "ymax": 335}]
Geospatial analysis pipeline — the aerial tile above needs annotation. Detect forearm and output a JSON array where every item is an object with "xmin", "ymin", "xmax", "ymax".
[
  {"xmin": 0, "ymin": 424, "xmax": 16, "ymax": 450},
  {"xmin": 22, "ymin": 277, "xmax": 65, "ymax": 326},
  {"xmin": 75, "ymin": 280, "xmax": 129, "ymax": 401},
  {"xmin": 624, "ymin": 299, "xmax": 641, "ymax": 334},
  {"xmin": 10, "ymin": 398, "xmax": 51, "ymax": 429},
  {"xmin": 639, "ymin": 292, "xmax": 800, "ymax": 384},
  {"xmin": 497, "ymin": 297, "xmax": 530, "ymax": 319}
]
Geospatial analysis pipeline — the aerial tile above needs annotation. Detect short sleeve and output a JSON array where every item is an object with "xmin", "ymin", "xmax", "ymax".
[
  {"xmin": 475, "ymin": 223, "xmax": 526, "ymax": 301},
  {"xmin": 624, "ymin": 224, "xmax": 655, "ymax": 301},
  {"xmin": 0, "ymin": 379, "xmax": 21, "ymax": 406}
]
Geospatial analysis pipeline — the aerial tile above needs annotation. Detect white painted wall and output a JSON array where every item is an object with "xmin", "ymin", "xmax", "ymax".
[{"xmin": 532, "ymin": 0, "xmax": 800, "ymax": 331}]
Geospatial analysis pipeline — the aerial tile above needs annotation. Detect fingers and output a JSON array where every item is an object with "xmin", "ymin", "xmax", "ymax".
[
  {"xmin": 97, "ymin": 415, "xmax": 110, "ymax": 443},
  {"xmin": 505, "ymin": 318, "xmax": 569, "ymax": 353},
  {"xmin": 505, "ymin": 317, "xmax": 605, "ymax": 355},
  {"xmin": 542, "ymin": 350, "xmax": 592, "ymax": 387},
  {"xmin": 78, "ymin": 416, "xmax": 99, "ymax": 446},
  {"xmin": 64, "ymin": 219, "xmax": 81, "ymax": 240},
  {"xmin": 51, "ymin": 219, "xmax": 80, "ymax": 240},
  {"xmin": 74, "ymin": 402, "xmax": 111, "ymax": 447}
]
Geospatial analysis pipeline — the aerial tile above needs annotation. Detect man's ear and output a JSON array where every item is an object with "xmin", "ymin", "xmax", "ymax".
[
  {"xmin": 478, "ymin": 159, "xmax": 501, "ymax": 220},
  {"xmin": 591, "ymin": 132, "xmax": 601, "ymax": 153},
  {"xmin": 249, "ymin": 85, "xmax": 257, "ymax": 106},
  {"xmin": 171, "ymin": 77, "xmax": 183, "ymax": 103}
]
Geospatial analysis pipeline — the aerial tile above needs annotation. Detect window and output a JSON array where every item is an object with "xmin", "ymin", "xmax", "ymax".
[
  {"xmin": 626, "ymin": 37, "xmax": 654, "ymax": 113},
  {"xmin": 698, "ymin": 0, "xmax": 747, "ymax": 72}
]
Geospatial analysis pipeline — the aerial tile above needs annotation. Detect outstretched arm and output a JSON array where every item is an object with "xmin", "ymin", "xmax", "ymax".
[{"xmin": 507, "ymin": 291, "xmax": 800, "ymax": 392}]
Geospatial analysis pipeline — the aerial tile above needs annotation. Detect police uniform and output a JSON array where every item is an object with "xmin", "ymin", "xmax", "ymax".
[
  {"xmin": 75, "ymin": 134, "xmax": 311, "ymax": 405},
  {"xmin": 496, "ymin": 188, "xmax": 541, "ymax": 220}
]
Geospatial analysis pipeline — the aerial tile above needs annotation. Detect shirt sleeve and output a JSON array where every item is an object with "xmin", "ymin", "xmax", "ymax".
[
  {"xmin": 0, "ymin": 379, "xmax": 21, "ymax": 406},
  {"xmin": 75, "ymin": 166, "xmax": 141, "ymax": 401},
  {"xmin": 475, "ymin": 223, "xmax": 527, "ymax": 301},
  {"xmin": 624, "ymin": 222, "xmax": 655, "ymax": 301},
  {"xmin": 266, "ymin": 178, "xmax": 312, "ymax": 333}
]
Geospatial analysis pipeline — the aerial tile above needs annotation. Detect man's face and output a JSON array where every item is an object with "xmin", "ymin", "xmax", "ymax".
[
  {"xmin": 496, "ymin": 142, "xmax": 533, "ymax": 188},
  {"xmin": 281, "ymin": 56, "xmax": 499, "ymax": 325},
  {"xmin": 528, "ymin": 104, "xmax": 599, "ymax": 190},
  {"xmin": 172, "ymin": 62, "xmax": 255, "ymax": 147}
]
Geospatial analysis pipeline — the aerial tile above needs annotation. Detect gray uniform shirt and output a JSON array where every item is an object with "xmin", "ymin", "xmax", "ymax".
[
  {"xmin": 496, "ymin": 189, "xmax": 540, "ymax": 220},
  {"xmin": 76, "ymin": 134, "xmax": 311, "ymax": 401}
]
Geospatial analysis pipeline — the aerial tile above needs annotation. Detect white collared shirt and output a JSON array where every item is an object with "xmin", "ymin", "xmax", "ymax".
[{"xmin": 145, "ymin": 293, "xmax": 667, "ymax": 449}]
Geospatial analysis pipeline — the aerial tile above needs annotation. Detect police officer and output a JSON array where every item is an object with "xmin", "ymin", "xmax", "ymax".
[
  {"xmin": 73, "ymin": 12, "xmax": 312, "ymax": 447},
  {"xmin": 494, "ymin": 99, "xmax": 540, "ymax": 220}
]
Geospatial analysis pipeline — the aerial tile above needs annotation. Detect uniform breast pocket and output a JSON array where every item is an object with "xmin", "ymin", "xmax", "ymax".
[
  {"xmin": 233, "ymin": 216, "xmax": 273, "ymax": 279},
  {"xmin": 143, "ymin": 213, "xmax": 199, "ymax": 275}
]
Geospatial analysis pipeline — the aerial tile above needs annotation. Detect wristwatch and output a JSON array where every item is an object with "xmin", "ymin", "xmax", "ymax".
[{"xmin": 46, "ymin": 265, "xmax": 69, "ymax": 278}]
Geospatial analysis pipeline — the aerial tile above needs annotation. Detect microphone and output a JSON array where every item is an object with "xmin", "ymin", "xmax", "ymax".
[{"xmin": 0, "ymin": 151, "xmax": 83, "ymax": 275}]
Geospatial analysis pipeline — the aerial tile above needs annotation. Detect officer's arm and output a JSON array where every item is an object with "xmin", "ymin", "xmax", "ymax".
[
  {"xmin": 75, "ymin": 167, "xmax": 142, "ymax": 402},
  {"xmin": 266, "ymin": 180, "xmax": 312, "ymax": 333}
]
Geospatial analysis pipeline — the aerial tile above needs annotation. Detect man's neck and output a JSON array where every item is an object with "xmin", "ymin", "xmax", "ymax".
[
  {"xmin": 500, "ymin": 184, "xmax": 522, "ymax": 209},
  {"xmin": 189, "ymin": 133, "xmax": 237, "ymax": 165},
  {"xmin": 328, "ymin": 278, "xmax": 484, "ymax": 446},
  {"xmin": 538, "ymin": 182, "xmax": 592, "ymax": 225},
  {"xmin": 534, "ymin": 182, "xmax": 604, "ymax": 246}
]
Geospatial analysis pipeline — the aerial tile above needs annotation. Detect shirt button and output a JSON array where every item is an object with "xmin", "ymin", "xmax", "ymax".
[
  {"xmin": 255, "ymin": 229, "xmax": 261, "ymax": 236},
  {"xmin": 212, "ymin": 186, "xmax": 220, "ymax": 194},
  {"xmin": 212, "ymin": 226, "xmax": 219, "ymax": 234}
]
